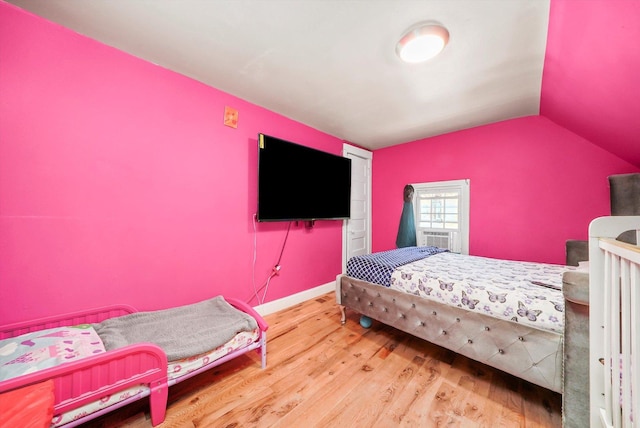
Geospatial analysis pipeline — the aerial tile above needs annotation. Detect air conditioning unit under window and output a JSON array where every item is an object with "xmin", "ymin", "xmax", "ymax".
[{"xmin": 419, "ymin": 230, "xmax": 459, "ymax": 252}]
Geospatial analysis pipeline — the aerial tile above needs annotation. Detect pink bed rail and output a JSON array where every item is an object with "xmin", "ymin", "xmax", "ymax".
[
  {"xmin": 226, "ymin": 297, "xmax": 269, "ymax": 332},
  {"xmin": 0, "ymin": 344, "xmax": 169, "ymax": 425},
  {"xmin": 0, "ymin": 304, "xmax": 137, "ymax": 339},
  {"xmin": 226, "ymin": 297, "xmax": 269, "ymax": 369},
  {"xmin": 0, "ymin": 299, "xmax": 269, "ymax": 427}
]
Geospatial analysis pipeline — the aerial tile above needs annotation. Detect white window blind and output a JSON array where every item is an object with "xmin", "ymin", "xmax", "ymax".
[{"xmin": 412, "ymin": 179, "xmax": 469, "ymax": 254}]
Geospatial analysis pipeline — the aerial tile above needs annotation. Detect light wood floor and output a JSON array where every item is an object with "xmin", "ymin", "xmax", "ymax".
[{"xmin": 86, "ymin": 292, "xmax": 561, "ymax": 427}]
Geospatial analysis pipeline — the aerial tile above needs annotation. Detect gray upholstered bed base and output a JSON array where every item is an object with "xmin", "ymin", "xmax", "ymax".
[{"xmin": 336, "ymin": 274, "xmax": 563, "ymax": 393}]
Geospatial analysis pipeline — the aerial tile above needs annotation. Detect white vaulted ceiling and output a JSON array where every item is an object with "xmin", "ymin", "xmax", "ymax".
[
  {"xmin": 8, "ymin": 0, "xmax": 640, "ymax": 169},
  {"xmin": 7, "ymin": 0, "xmax": 551, "ymax": 150}
]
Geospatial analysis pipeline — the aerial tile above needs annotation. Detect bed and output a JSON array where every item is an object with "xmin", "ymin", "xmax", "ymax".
[
  {"xmin": 0, "ymin": 296, "xmax": 268, "ymax": 427},
  {"xmin": 336, "ymin": 246, "xmax": 572, "ymax": 393}
]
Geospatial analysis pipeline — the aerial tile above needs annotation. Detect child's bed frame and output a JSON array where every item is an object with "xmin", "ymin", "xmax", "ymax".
[
  {"xmin": 0, "ymin": 298, "xmax": 268, "ymax": 427},
  {"xmin": 589, "ymin": 215, "xmax": 640, "ymax": 428}
]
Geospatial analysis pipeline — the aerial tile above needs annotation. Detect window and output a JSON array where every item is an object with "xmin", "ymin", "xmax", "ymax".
[{"xmin": 412, "ymin": 179, "xmax": 469, "ymax": 254}]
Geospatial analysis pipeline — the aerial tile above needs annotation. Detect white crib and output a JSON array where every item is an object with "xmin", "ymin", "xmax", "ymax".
[{"xmin": 589, "ymin": 216, "xmax": 640, "ymax": 428}]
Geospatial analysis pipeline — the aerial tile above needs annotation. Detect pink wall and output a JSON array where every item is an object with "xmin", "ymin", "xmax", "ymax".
[
  {"xmin": 541, "ymin": 0, "xmax": 640, "ymax": 168},
  {"xmin": 3, "ymin": 1, "xmax": 640, "ymax": 325},
  {"xmin": 0, "ymin": 3, "xmax": 345, "ymax": 324},
  {"xmin": 372, "ymin": 116, "xmax": 639, "ymax": 264}
]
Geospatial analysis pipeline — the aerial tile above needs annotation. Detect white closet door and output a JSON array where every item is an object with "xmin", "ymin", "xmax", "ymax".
[{"xmin": 342, "ymin": 144, "xmax": 372, "ymax": 272}]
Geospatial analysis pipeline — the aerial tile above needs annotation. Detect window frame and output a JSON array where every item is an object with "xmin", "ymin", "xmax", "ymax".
[{"xmin": 411, "ymin": 179, "xmax": 470, "ymax": 254}]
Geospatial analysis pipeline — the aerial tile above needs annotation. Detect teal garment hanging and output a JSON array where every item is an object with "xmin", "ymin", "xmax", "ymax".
[{"xmin": 396, "ymin": 200, "xmax": 417, "ymax": 248}]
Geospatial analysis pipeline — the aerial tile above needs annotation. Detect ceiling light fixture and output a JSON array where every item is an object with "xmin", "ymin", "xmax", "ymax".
[{"xmin": 396, "ymin": 22, "xmax": 449, "ymax": 63}]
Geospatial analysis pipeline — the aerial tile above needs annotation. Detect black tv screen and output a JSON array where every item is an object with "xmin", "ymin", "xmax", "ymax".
[{"xmin": 257, "ymin": 133, "xmax": 351, "ymax": 222}]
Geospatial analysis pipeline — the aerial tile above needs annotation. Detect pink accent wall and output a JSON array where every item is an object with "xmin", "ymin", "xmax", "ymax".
[
  {"xmin": 541, "ymin": 0, "xmax": 640, "ymax": 167},
  {"xmin": 372, "ymin": 116, "xmax": 639, "ymax": 264},
  {"xmin": 0, "ymin": 3, "xmax": 345, "ymax": 324}
]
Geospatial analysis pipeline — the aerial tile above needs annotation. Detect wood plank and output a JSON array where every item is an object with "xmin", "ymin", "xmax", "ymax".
[
  {"xmin": 269, "ymin": 323, "xmax": 394, "ymax": 426},
  {"xmin": 394, "ymin": 348, "xmax": 457, "ymax": 426},
  {"xmin": 305, "ymin": 331, "xmax": 419, "ymax": 426}
]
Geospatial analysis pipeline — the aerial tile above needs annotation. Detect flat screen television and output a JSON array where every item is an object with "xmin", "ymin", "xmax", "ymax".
[{"xmin": 257, "ymin": 133, "xmax": 351, "ymax": 222}]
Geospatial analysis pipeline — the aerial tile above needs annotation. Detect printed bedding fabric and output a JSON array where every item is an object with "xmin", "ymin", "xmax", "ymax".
[
  {"xmin": 0, "ymin": 325, "xmax": 105, "ymax": 381},
  {"xmin": 347, "ymin": 246, "xmax": 449, "ymax": 287},
  {"xmin": 389, "ymin": 252, "xmax": 574, "ymax": 333}
]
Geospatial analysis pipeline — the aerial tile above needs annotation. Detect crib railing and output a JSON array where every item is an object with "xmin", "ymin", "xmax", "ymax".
[{"xmin": 589, "ymin": 216, "xmax": 640, "ymax": 428}]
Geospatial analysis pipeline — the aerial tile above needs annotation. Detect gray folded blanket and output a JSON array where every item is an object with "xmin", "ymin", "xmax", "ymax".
[{"xmin": 93, "ymin": 296, "xmax": 258, "ymax": 361}]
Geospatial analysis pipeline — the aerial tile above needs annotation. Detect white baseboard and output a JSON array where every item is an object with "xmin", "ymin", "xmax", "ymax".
[{"xmin": 254, "ymin": 281, "xmax": 334, "ymax": 316}]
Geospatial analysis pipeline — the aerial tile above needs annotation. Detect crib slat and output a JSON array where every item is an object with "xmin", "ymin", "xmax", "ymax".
[
  {"xmin": 620, "ymin": 259, "xmax": 631, "ymax": 427},
  {"xmin": 599, "ymin": 249, "xmax": 612, "ymax": 428},
  {"xmin": 631, "ymin": 263, "xmax": 639, "ymax": 428},
  {"xmin": 599, "ymin": 408, "xmax": 614, "ymax": 428},
  {"xmin": 609, "ymin": 252, "xmax": 621, "ymax": 428}
]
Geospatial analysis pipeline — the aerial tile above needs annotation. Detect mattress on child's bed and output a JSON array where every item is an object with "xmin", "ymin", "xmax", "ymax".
[
  {"xmin": 348, "ymin": 249, "xmax": 573, "ymax": 333},
  {"xmin": 50, "ymin": 328, "xmax": 260, "ymax": 427}
]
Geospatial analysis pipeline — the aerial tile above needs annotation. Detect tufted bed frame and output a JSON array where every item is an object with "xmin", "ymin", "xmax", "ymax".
[{"xmin": 336, "ymin": 273, "xmax": 563, "ymax": 393}]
